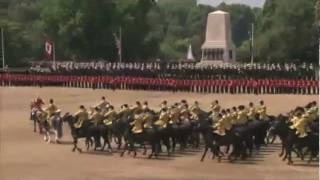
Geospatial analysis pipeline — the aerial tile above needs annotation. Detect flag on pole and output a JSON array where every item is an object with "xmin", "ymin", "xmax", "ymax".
[
  {"xmin": 113, "ymin": 27, "xmax": 122, "ymax": 62},
  {"xmin": 113, "ymin": 33, "xmax": 121, "ymax": 56},
  {"xmin": 44, "ymin": 40, "xmax": 53, "ymax": 60}
]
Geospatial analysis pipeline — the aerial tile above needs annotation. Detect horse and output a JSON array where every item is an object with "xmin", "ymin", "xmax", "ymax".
[
  {"xmin": 34, "ymin": 110, "xmax": 51, "ymax": 143},
  {"xmin": 198, "ymin": 113, "xmax": 247, "ymax": 162},
  {"xmin": 30, "ymin": 108, "xmax": 43, "ymax": 134},
  {"xmin": 269, "ymin": 115, "xmax": 319, "ymax": 165},
  {"xmin": 62, "ymin": 113, "xmax": 107, "ymax": 153},
  {"xmin": 120, "ymin": 116, "xmax": 171, "ymax": 159}
]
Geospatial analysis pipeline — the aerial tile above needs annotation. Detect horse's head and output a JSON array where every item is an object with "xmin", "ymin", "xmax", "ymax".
[
  {"xmin": 269, "ymin": 114, "xmax": 289, "ymax": 136},
  {"xmin": 62, "ymin": 112, "xmax": 75, "ymax": 124}
]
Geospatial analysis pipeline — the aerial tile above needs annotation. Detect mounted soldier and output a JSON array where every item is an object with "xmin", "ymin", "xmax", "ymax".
[
  {"xmin": 247, "ymin": 102, "xmax": 257, "ymax": 121},
  {"xmin": 210, "ymin": 100, "xmax": 221, "ymax": 122},
  {"xmin": 95, "ymin": 96, "xmax": 109, "ymax": 114},
  {"xmin": 103, "ymin": 105, "xmax": 117, "ymax": 127},
  {"xmin": 74, "ymin": 105, "xmax": 89, "ymax": 129},
  {"xmin": 45, "ymin": 99, "xmax": 58, "ymax": 120},
  {"xmin": 257, "ymin": 100, "xmax": 268, "ymax": 121}
]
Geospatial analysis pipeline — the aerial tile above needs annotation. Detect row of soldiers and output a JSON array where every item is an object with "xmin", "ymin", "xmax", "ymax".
[
  {"xmin": 29, "ymin": 61, "xmax": 318, "ymax": 80},
  {"xmin": 70, "ymin": 97, "xmax": 270, "ymax": 136},
  {"xmin": 2, "ymin": 73, "xmax": 318, "ymax": 94}
]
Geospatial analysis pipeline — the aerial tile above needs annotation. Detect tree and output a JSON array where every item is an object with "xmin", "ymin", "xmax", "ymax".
[{"xmin": 255, "ymin": 0, "xmax": 317, "ymax": 63}]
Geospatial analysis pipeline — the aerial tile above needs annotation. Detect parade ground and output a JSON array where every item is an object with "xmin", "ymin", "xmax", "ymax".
[{"xmin": 0, "ymin": 87, "xmax": 318, "ymax": 180}]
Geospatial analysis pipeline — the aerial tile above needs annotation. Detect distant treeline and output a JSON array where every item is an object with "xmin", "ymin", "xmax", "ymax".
[{"xmin": 0, "ymin": 0, "xmax": 318, "ymax": 66}]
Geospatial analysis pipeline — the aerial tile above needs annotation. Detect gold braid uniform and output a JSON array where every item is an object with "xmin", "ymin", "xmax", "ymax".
[
  {"xmin": 90, "ymin": 111, "xmax": 104, "ymax": 127},
  {"xmin": 131, "ymin": 114, "xmax": 144, "ymax": 134},
  {"xmin": 154, "ymin": 111, "xmax": 170, "ymax": 128},
  {"xmin": 74, "ymin": 109, "xmax": 89, "ymax": 129},
  {"xmin": 247, "ymin": 107, "xmax": 256, "ymax": 120},
  {"xmin": 103, "ymin": 110, "xmax": 117, "ymax": 126},
  {"xmin": 169, "ymin": 107, "xmax": 180, "ymax": 124},
  {"xmin": 257, "ymin": 105, "xmax": 268, "ymax": 121},
  {"xmin": 131, "ymin": 105, "xmax": 143, "ymax": 115},
  {"xmin": 142, "ymin": 112, "xmax": 154, "ymax": 129},
  {"xmin": 45, "ymin": 103, "xmax": 58, "ymax": 118},
  {"xmin": 289, "ymin": 115, "xmax": 309, "ymax": 138},
  {"xmin": 235, "ymin": 110, "xmax": 248, "ymax": 125}
]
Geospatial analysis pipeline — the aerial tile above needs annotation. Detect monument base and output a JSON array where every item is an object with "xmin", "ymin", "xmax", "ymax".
[{"xmin": 196, "ymin": 60, "xmax": 236, "ymax": 67}]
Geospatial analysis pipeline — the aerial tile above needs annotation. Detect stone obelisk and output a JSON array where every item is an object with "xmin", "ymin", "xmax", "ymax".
[{"xmin": 200, "ymin": 10, "xmax": 236, "ymax": 64}]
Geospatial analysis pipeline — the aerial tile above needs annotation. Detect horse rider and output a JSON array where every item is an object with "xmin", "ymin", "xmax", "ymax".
[
  {"xmin": 103, "ymin": 105, "xmax": 117, "ymax": 126},
  {"xmin": 31, "ymin": 96, "xmax": 45, "ymax": 110},
  {"xmin": 190, "ymin": 101, "xmax": 201, "ymax": 121},
  {"xmin": 169, "ymin": 103, "xmax": 180, "ymax": 124},
  {"xmin": 90, "ymin": 107, "xmax": 104, "ymax": 127},
  {"xmin": 95, "ymin": 96, "xmax": 109, "ymax": 114},
  {"xmin": 154, "ymin": 108, "xmax": 170, "ymax": 128},
  {"xmin": 160, "ymin": 100, "xmax": 168, "ymax": 112},
  {"xmin": 210, "ymin": 100, "xmax": 221, "ymax": 121},
  {"xmin": 142, "ymin": 101, "xmax": 150, "ymax": 112},
  {"xmin": 289, "ymin": 112, "xmax": 310, "ymax": 138},
  {"xmin": 142, "ymin": 105, "xmax": 154, "ymax": 129},
  {"xmin": 30, "ymin": 97, "xmax": 45, "ymax": 119},
  {"xmin": 45, "ymin": 99, "xmax": 58, "ymax": 120},
  {"xmin": 257, "ymin": 100, "xmax": 268, "ymax": 121},
  {"xmin": 130, "ymin": 110, "xmax": 144, "ymax": 134},
  {"xmin": 74, "ymin": 105, "xmax": 89, "ymax": 129},
  {"xmin": 213, "ymin": 109, "xmax": 233, "ymax": 136},
  {"xmin": 232, "ymin": 105, "xmax": 248, "ymax": 126},
  {"xmin": 118, "ymin": 104, "xmax": 132, "ymax": 120},
  {"xmin": 247, "ymin": 102, "xmax": 257, "ymax": 121},
  {"xmin": 131, "ymin": 101, "xmax": 143, "ymax": 115},
  {"xmin": 180, "ymin": 104, "xmax": 190, "ymax": 124}
]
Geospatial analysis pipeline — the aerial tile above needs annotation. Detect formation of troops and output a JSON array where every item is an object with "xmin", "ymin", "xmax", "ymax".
[
  {"xmin": 1, "ymin": 61, "xmax": 318, "ymax": 94},
  {"xmin": 30, "ymin": 95, "xmax": 318, "ymax": 140}
]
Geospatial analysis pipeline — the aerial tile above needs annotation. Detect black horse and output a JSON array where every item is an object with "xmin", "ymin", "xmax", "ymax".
[
  {"xmin": 62, "ymin": 113, "xmax": 112, "ymax": 153},
  {"xmin": 269, "ymin": 115, "xmax": 319, "ymax": 165},
  {"xmin": 198, "ymin": 113, "xmax": 248, "ymax": 162}
]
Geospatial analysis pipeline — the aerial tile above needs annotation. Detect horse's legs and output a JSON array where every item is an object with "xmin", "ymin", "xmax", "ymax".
[
  {"xmin": 201, "ymin": 146, "xmax": 209, "ymax": 162},
  {"xmin": 33, "ymin": 119, "xmax": 37, "ymax": 132},
  {"xmin": 54, "ymin": 130, "xmax": 59, "ymax": 143},
  {"xmin": 226, "ymin": 144, "xmax": 230, "ymax": 154},
  {"xmin": 117, "ymin": 136, "xmax": 122, "ymax": 150},
  {"xmin": 163, "ymin": 138, "xmax": 171, "ymax": 156},
  {"xmin": 120, "ymin": 143, "xmax": 128, "ymax": 157},
  {"xmin": 172, "ymin": 138, "xmax": 176, "ymax": 152},
  {"xmin": 72, "ymin": 138, "xmax": 77, "ymax": 152},
  {"xmin": 46, "ymin": 131, "xmax": 51, "ymax": 144}
]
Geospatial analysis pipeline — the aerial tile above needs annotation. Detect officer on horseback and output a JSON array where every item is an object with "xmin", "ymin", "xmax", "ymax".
[
  {"xmin": 103, "ymin": 105, "xmax": 117, "ymax": 126},
  {"xmin": 154, "ymin": 108, "xmax": 170, "ymax": 128},
  {"xmin": 247, "ymin": 102, "xmax": 257, "ymax": 121},
  {"xmin": 45, "ymin": 99, "xmax": 58, "ymax": 120},
  {"xmin": 95, "ymin": 96, "xmax": 109, "ymax": 114},
  {"xmin": 190, "ymin": 101, "xmax": 201, "ymax": 121},
  {"xmin": 257, "ymin": 100, "xmax": 268, "ymax": 121},
  {"xmin": 74, "ymin": 105, "xmax": 89, "ymax": 129}
]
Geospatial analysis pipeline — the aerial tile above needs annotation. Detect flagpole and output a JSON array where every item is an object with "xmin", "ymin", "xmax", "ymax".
[
  {"xmin": 250, "ymin": 23, "xmax": 254, "ymax": 65},
  {"xmin": 119, "ymin": 27, "xmax": 122, "ymax": 63},
  {"xmin": 1, "ymin": 27, "xmax": 5, "ymax": 70}
]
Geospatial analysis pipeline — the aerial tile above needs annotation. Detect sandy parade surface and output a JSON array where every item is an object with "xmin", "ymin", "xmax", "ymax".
[{"xmin": 0, "ymin": 87, "xmax": 318, "ymax": 180}]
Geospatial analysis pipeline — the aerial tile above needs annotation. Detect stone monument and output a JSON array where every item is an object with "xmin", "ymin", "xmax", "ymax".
[{"xmin": 200, "ymin": 10, "xmax": 236, "ymax": 64}]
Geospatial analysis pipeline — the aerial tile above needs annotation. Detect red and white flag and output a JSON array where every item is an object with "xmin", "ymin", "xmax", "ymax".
[{"xmin": 44, "ymin": 40, "xmax": 53, "ymax": 60}]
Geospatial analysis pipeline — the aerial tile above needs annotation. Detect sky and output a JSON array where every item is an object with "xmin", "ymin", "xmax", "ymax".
[{"xmin": 197, "ymin": 0, "xmax": 266, "ymax": 7}]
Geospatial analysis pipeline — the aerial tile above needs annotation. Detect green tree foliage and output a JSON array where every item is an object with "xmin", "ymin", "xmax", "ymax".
[
  {"xmin": 0, "ymin": 0, "xmax": 318, "ymax": 66},
  {"xmin": 255, "ymin": 0, "xmax": 317, "ymax": 63}
]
